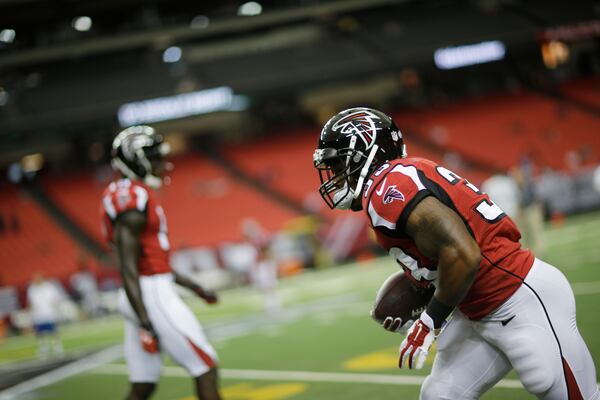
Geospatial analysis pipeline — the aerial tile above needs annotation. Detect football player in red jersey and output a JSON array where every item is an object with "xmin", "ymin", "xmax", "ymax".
[
  {"xmin": 101, "ymin": 126, "xmax": 222, "ymax": 400},
  {"xmin": 313, "ymin": 108, "xmax": 599, "ymax": 399}
]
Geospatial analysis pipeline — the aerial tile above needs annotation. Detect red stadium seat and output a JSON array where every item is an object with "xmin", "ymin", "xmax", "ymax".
[{"xmin": 0, "ymin": 186, "xmax": 80, "ymax": 288}]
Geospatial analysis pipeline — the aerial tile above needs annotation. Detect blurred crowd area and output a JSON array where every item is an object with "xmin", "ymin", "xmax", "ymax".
[{"xmin": 1, "ymin": 81, "xmax": 600, "ymax": 345}]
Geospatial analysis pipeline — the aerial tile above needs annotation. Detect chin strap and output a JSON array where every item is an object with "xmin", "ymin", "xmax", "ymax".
[
  {"xmin": 144, "ymin": 174, "xmax": 162, "ymax": 189},
  {"xmin": 111, "ymin": 158, "xmax": 138, "ymax": 181},
  {"xmin": 353, "ymin": 144, "xmax": 379, "ymax": 199}
]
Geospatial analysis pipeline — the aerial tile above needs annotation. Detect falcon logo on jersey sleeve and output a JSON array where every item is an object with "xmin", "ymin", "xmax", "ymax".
[
  {"xmin": 383, "ymin": 185, "xmax": 405, "ymax": 204},
  {"xmin": 331, "ymin": 109, "xmax": 380, "ymax": 149},
  {"xmin": 366, "ymin": 163, "xmax": 428, "ymax": 231}
]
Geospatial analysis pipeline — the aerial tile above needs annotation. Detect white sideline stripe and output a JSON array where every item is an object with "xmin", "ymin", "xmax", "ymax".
[
  {"xmin": 0, "ymin": 345, "xmax": 123, "ymax": 400},
  {"xmin": 92, "ymin": 364, "xmax": 529, "ymax": 389}
]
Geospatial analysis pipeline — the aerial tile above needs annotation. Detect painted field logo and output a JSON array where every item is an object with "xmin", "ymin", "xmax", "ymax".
[{"xmin": 383, "ymin": 185, "xmax": 405, "ymax": 204}]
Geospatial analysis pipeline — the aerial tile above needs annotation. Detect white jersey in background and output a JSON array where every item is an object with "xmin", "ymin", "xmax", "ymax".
[
  {"xmin": 27, "ymin": 281, "xmax": 61, "ymax": 324},
  {"xmin": 481, "ymin": 173, "xmax": 521, "ymax": 219}
]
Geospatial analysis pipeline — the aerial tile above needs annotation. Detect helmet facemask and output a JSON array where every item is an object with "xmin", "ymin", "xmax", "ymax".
[{"xmin": 314, "ymin": 135, "xmax": 379, "ymax": 210}]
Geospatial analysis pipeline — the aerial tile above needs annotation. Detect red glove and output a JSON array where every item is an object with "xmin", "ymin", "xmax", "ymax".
[
  {"xmin": 195, "ymin": 288, "xmax": 218, "ymax": 305},
  {"xmin": 139, "ymin": 328, "xmax": 159, "ymax": 353}
]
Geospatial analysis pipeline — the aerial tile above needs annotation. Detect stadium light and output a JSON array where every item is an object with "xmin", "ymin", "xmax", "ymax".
[
  {"xmin": 238, "ymin": 2, "xmax": 263, "ymax": 16},
  {"xmin": 434, "ymin": 40, "xmax": 506, "ymax": 70},
  {"xmin": 72, "ymin": 16, "xmax": 92, "ymax": 32},
  {"xmin": 541, "ymin": 41, "xmax": 570, "ymax": 69},
  {"xmin": 21, "ymin": 153, "xmax": 45, "ymax": 173},
  {"xmin": 190, "ymin": 15, "xmax": 210, "ymax": 29},
  {"xmin": 117, "ymin": 86, "xmax": 249, "ymax": 126},
  {"xmin": 0, "ymin": 29, "xmax": 16, "ymax": 43},
  {"xmin": 163, "ymin": 46, "xmax": 182, "ymax": 63}
]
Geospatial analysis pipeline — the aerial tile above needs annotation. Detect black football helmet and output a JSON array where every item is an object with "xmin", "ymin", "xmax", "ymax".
[
  {"xmin": 313, "ymin": 107, "xmax": 406, "ymax": 210},
  {"xmin": 111, "ymin": 125, "xmax": 170, "ymax": 189}
]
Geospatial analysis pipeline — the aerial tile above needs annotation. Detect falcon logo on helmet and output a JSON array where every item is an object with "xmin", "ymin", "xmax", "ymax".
[{"xmin": 331, "ymin": 109, "xmax": 380, "ymax": 149}]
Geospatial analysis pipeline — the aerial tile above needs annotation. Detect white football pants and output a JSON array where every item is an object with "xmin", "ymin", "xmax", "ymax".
[
  {"xmin": 118, "ymin": 273, "xmax": 218, "ymax": 383},
  {"xmin": 421, "ymin": 258, "xmax": 599, "ymax": 399}
]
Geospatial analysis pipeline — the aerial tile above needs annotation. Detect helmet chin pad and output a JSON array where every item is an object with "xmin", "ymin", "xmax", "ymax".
[
  {"xmin": 144, "ymin": 174, "xmax": 163, "ymax": 189},
  {"xmin": 333, "ymin": 184, "xmax": 355, "ymax": 210}
]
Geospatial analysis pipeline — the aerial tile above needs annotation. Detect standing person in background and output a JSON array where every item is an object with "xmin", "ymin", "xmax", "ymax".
[
  {"xmin": 241, "ymin": 219, "xmax": 281, "ymax": 315},
  {"xmin": 481, "ymin": 170, "xmax": 520, "ymax": 220},
  {"xmin": 514, "ymin": 157, "xmax": 546, "ymax": 257},
  {"xmin": 27, "ymin": 272, "xmax": 64, "ymax": 359},
  {"xmin": 101, "ymin": 126, "xmax": 222, "ymax": 400},
  {"xmin": 70, "ymin": 258, "xmax": 101, "ymax": 318}
]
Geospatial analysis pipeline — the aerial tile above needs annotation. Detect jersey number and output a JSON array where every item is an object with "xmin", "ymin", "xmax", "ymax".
[{"xmin": 436, "ymin": 166, "xmax": 505, "ymax": 223}]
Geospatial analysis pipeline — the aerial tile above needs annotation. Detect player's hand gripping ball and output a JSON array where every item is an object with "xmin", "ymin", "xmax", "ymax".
[{"xmin": 370, "ymin": 271, "xmax": 434, "ymax": 333}]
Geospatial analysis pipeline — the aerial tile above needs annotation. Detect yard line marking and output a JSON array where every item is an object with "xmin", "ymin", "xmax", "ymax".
[
  {"xmin": 0, "ymin": 295, "xmax": 361, "ymax": 397},
  {"xmin": 0, "ymin": 345, "xmax": 122, "ymax": 400},
  {"xmin": 93, "ymin": 364, "xmax": 600, "ymax": 390}
]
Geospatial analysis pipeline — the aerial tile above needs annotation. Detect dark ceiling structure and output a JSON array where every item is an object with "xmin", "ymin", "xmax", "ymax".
[{"xmin": 0, "ymin": 0, "xmax": 599, "ymax": 163}]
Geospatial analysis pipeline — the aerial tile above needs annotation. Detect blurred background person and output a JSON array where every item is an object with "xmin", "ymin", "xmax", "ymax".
[
  {"xmin": 69, "ymin": 256, "xmax": 101, "ymax": 318},
  {"xmin": 513, "ymin": 157, "xmax": 546, "ymax": 257},
  {"xmin": 26, "ymin": 272, "xmax": 64, "ymax": 359},
  {"xmin": 241, "ymin": 218, "xmax": 281, "ymax": 315},
  {"xmin": 481, "ymin": 169, "xmax": 521, "ymax": 219},
  {"xmin": 0, "ymin": 284, "xmax": 20, "ymax": 340}
]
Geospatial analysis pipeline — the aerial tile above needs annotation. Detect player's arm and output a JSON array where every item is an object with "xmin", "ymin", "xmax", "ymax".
[
  {"xmin": 398, "ymin": 196, "xmax": 481, "ymax": 369},
  {"xmin": 114, "ymin": 210, "xmax": 154, "ymax": 331},
  {"xmin": 173, "ymin": 272, "xmax": 218, "ymax": 304},
  {"xmin": 405, "ymin": 196, "xmax": 482, "ymax": 330}
]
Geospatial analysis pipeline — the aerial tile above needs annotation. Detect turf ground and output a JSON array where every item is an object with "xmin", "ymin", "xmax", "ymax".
[{"xmin": 1, "ymin": 211, "xmax": 600, "ymax": 399}]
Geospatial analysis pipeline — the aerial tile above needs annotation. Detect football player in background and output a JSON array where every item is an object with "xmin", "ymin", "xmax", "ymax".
[
  {"xmin": 313, "ymin": 108, "xmax": 598, "ymax": 399},
  {"xmin": 241, "ymin": 218, "xmax": 281, "ymax": 315},
  {"xmin": 101, "ymin": 126, "xmax": 222, "ymax": 400}
]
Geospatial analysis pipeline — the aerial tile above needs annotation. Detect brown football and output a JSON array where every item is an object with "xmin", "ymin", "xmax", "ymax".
[{"xmin": 371, "ymin": 271, "xmax": 435, "ymax": 327}]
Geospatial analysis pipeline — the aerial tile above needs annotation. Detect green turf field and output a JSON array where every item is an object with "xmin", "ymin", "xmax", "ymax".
[{"xmin": 1, "ymin": 211, "xmax": 599, "ymax": 399}]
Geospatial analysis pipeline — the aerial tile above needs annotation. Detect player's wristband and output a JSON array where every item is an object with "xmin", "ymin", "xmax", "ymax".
[
  {"xmin": 425, "ymin": 297, "xmax": 454, "ymax": 329},
  {"xmin": 140, "ymin": 321, "xmax": 154, "ymax": 332}
]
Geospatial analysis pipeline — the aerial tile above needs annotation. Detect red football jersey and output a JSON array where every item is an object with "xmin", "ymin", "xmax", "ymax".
[
  {"xmin": 101, "ymin": 178, "xmax": 171, "ymax": 276},
  {"xmin": 361, "ymin": 157, "xmax": 534, "ymax": 319}
]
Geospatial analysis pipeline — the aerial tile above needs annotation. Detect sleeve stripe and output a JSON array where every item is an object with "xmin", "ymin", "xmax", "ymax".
[
  {"xmin": 368, "ymin": 200, "xmax": 397, "ymax": 230},
  {"xmin": 391, "ymin": 164, "xmax": 425, "ymax": 190},
  {"xmin": 102, "ymin": 194, "xmax": 117, "ymax": 219},
  {"xmin": 390, "ymin": 247, "xmax": 438, "ymax": 281},
  {"xmin": 133, "ymin": 186, "xmax": 148, "ymax": 212}
]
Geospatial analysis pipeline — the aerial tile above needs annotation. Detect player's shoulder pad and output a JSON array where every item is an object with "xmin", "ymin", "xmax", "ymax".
[
  {"xmin": 102, "ymin": 179, "xmax": 150, "ymax": 219},
  {"xmin": 364, "ymin": 159, "xmax": 430, "ymax": 231}
]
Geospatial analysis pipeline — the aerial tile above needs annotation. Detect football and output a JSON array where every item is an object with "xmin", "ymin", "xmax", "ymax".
[{"xmin": 371, "ymin": 271, "xmax": 435, "ymax": 329}]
